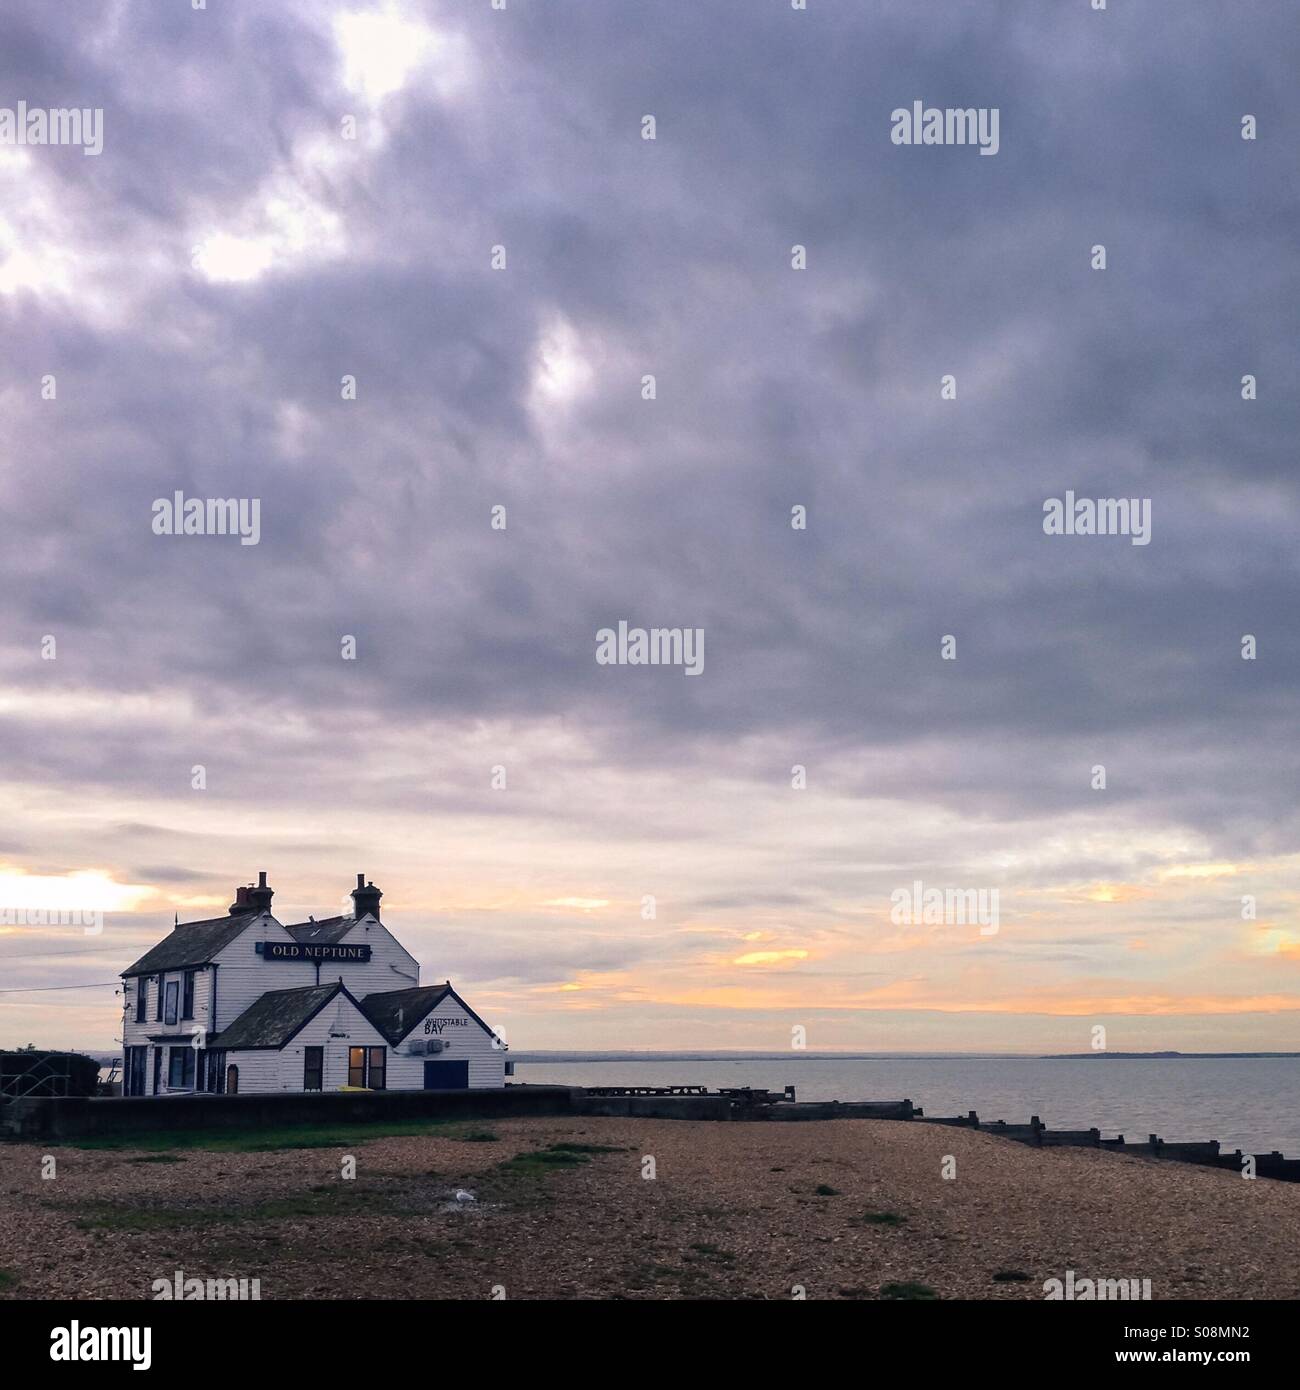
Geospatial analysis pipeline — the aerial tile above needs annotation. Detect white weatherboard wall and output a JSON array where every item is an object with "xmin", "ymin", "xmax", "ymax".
[
  {"xmin": 217, "ymin": 1048, "xmax": 280, "ymax": 1095},
  {"xmin": 210, "ymin": 915, "xmax": 316, "ymax": 1030},
  {"xmin": 300, "ymin": 915, "xmax": 419, "ymax": 994},
  {"xmin": 121, "ymin": 912, "xmax": 311, "ymax": 1056},
  {"xmin": 276, "ymin": 997, "xmax": 390, "ymax": 1091},
  {"xmin": 121, "ymin": 973, "xmax": 203, "ymax": 1052},
  {"xmin": 385, "ymin": 993, "xmax": 507, "ymax": 1090},
  {"xmin": 223, "ymin": 997, "xmax": 390, "ymax": 1094}
]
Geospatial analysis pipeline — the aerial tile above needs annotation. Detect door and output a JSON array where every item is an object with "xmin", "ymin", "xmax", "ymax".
[
  {"xmin": 303, "ymin": 1046, "xmax": 323, "ymax": 1091},
  {"xmin": 423, "ymin": 1060, "xmax": 469, "ymax": 1090}
]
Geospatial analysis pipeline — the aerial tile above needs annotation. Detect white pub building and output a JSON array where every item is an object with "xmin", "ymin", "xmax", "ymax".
[{"xmin": 120, "ymin": 873, "xmax": 508, "ymax": 1097}]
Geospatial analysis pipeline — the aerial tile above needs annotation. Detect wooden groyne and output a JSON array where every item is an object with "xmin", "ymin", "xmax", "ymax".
[{"xmin": 831, "ymin": 1102, "xmax": 1300, "ymax": 1183}]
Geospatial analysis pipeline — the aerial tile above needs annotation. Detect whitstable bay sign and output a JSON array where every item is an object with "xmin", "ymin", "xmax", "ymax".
[{"xmin": 263, "ymin": 942, "xmax": 372, "ymax": 963}]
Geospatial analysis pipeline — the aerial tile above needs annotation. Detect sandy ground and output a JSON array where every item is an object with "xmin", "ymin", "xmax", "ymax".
[{"xmin": 1, "ymin": 1116, "xmax": 1296, "ymax": 1301}]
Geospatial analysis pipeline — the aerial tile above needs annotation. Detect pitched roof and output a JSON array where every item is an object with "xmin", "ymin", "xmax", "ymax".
[
  {"xmin": 360, "ymin": 983, "xmax": 504, "ymax": 1047},
  {"xmin": 210, "ymin": 982, "xmax": 352, "ymax": 1051},
  {"xmin": 284, "ymin": 916, "xmax": 355, "ymax": 945},
  {"xmin": 122, "ymin": 913, "xmax": 257, "ymax": 977},
  {"xmin": 359, "ymin": 984, "xmax": 453, "ymax": 1044}
]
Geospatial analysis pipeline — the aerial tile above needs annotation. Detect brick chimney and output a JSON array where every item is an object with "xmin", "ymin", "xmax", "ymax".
[
  {"xmin": 248, "ymin": 870, "xmax": 274, "ymax": 914},
  {"xmin": 351, "ymin": 873, "xmax": 382, "ymax": 921},
  {"xmin": 230, "ymin": 871, "xmax": 274, "ymax": 916}
]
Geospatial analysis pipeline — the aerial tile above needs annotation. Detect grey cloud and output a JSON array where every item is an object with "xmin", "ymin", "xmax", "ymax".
[{"xmin": 2, "ymin": 0, "xmax": 1298, "ymax": 890}]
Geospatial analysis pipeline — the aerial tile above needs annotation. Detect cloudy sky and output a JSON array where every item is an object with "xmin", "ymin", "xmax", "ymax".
[{"xmin": 2, "ymin": 0, "xmax": 1299, "ymax": 1055}]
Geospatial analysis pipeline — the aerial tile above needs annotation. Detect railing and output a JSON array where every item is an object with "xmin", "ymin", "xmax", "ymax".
[{"xmin": 0, "ymin": 1051, "xmax": 96, "ymax": 1102}]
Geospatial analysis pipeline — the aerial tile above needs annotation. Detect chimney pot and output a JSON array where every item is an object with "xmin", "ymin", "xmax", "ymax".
[
  {"xmin": 245, "ymin": 872, "xmax": 275, "ymax": 915},
  {"xmin": 351, "ymin": 874, "xmax": 383, "ymax": 921}
]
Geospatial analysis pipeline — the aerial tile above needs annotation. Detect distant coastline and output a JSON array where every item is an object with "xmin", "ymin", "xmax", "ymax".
[
  {"xmin": 512, "ymin": 1050, "xmax": 1300, "ymax": 1062},
  {"xmin": 78, "ymin": 1047, "xmax": 1300, "ymax": 1072}
]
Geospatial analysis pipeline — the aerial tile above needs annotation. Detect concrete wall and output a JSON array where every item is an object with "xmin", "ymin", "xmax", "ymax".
[
  {"xmin": 3, "ymin": 1085, "xmax": 581, "ymax": 1141},
  {"xmin": 768, "ymin": 1100, "xmax": 916, "ymax": 1122},
  {"xmin": 576, "ymin": 1094, "xmax": 738, "ymax": 1120}
]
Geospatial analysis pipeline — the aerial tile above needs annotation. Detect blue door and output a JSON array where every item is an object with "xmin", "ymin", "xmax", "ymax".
[{"xmin": 423, "ymin": 1060, "xmax": 469, "ymax": 1089}]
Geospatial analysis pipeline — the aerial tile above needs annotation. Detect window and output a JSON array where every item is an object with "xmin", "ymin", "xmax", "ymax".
[
  {"xmin": 346, "ymin": 1047, "xmax": 386, "ymax": 1089},
  {"xmin": 206, "ymin": 1051, "xmax": 224, "ymax": 1093},
  {"xmin": 303, "ymin": 1046, "xmax": 324, "ymax": 1091},
  {"xmin": 168, "ymin": 1047, "xmax": 195, "ymax": 1090},
  {"xmin": 182, "ymin": 970, "xmax": 195, "ymax": 1020},
  {"xmin": 225, "ymin": 1064, "xmax": 238, "ymax": 1095},
  {"xmin": 164, "ymin": 979, "xmax": 179, "ymax": 1027},
  {"xmin": 135, "ymin": 977, "xmax": 147, "ymax": 1024},
  {"xmin": 155, "ymin": 975, "xmax": 164, "ymax": 1021}
]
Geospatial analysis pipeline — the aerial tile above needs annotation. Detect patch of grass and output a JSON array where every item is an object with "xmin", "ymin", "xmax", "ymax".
[
  {"xmin": 992, "ymin": 1269, "xmax": 1033, "ymax": 1282},
  {"xmin": 547, "ymin": 1141, "xmax": 628, "ymax": 1154},
  {"xmin": 67, "ymin": 1117, "xmax": 477, "ymax": 1154},
  {"xmin": 626, "ymin": 1262, "xmax": 691, "ymax": 1290},
  {"xmin": 52, "ymin": 1185, "xmax": 403, "ymax": 1233},
  {"xmin": 686, "ymin": 1242, "xmax": 735, "ymax": 1264},
  {"xmin": 814, "ymin": 1184, "xmax": 840, "ymax": 1196},
  {"xmin": 856, "ymin": 1209, "xmax": 907, "ymax": 1227},
  {"xmin": 882, "ymin": 1281, "xmax": 938, "ymax": 1300},
  {"xmin": 500, "ymin": 1148, "xmax": 590, "ymax": 1174},
  {"xmin": 482, "ymin": 1142, "xmax": 622, "ymax": 1203},
  {"xmin": 247, "ymin": 1190, "xmax": 399, "ymax": 1221},
  {"xmin": 627, "ymin": 1256, "xmax": 730, "ymax": 1295},
  {"xmin": 456, "ymin": 1130, "xmax": 500, "ymax": 1143},
  {"xmin": 0, "ymin": 1270, "xmax": 18, "ymax": 1291},
  {"xmin": 58, "ymin": 1201, "xmax": 239, "ymax": 1234}
]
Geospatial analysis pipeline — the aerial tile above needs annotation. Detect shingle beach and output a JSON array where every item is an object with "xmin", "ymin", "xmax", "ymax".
[{"xmin": 1, "ymin": 1117, "xmax": 1294, "ymax": 1300}]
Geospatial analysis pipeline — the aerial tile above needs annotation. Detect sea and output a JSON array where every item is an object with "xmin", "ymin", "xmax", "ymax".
[{"xmin": 512, "ymin": 1053, "xmax": 1300, "ymax": 1155}]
